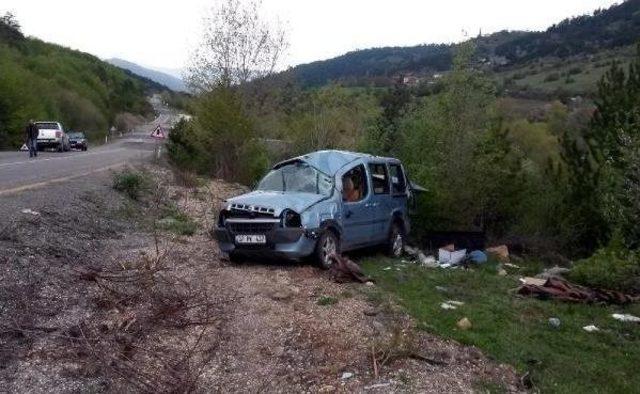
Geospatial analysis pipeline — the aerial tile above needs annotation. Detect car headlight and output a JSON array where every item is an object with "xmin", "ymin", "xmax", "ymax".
[{"xmin": 281, "ymin": 209, "xmax": 301, "ymax": 228}]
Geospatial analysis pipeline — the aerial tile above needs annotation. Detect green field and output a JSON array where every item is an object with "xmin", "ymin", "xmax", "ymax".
[{"xmin": 361, "ymin": 257, "xmax": 640, "ymax": 393}]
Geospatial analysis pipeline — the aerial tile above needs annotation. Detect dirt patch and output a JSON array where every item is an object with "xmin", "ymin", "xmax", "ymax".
[{"xmin": 0, "ymin": 165, "xmax": 523, "ymax": 393}]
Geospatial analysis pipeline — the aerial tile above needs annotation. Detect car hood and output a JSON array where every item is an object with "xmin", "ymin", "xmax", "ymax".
[{"xmin": 226, "ymin": 190, "xmax": 328, "ymax": 216}]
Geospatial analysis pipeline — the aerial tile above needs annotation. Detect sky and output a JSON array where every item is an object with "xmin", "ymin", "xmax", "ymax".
[{"xmin": 2, "ymin": 0, "xmax": 621, "ymax": 75}]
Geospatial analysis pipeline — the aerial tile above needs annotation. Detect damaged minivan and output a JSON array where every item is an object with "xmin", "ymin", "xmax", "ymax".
[{"xmin": 214, "ymin": 150, "xmax": 420, "ymax": 268}]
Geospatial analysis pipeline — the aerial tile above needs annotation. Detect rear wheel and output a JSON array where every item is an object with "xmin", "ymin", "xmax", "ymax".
[
  {"xmin": 386, "ymin": 221, "xmax": 405, "ymax": 258},
  {"xmin": 315, "ymin": 230, "xmax": 339, "ymax": 269},
  {"xmin": 57, "ymin": 142, "xmax": 64, "ymax": 152}
]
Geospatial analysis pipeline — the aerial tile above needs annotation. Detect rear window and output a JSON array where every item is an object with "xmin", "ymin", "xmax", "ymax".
[
  {"xmin": 35, "ymin": 122, "xmax": 60, "ymax": 130},
  {"xmin": 68, "ymin": 132, "xmax": 85, "ymax": 138}
]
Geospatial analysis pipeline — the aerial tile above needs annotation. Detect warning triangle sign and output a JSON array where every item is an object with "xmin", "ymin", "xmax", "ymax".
[
  {"xmin": 20, "ymin": 143, "xmax": 29, "ymax": 151},
  {"xmin": 150, "ymin": 125, "xmax": 166, "ymax": 139}
]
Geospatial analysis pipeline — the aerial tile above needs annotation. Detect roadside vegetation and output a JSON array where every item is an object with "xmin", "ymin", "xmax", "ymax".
[
  {"xmin": 361, "ymin": 257, "xmax": 640, "ymax": 393},
  {"xmin": 0, "ymin": 13, "xmax": 163, "ymax": 148}
]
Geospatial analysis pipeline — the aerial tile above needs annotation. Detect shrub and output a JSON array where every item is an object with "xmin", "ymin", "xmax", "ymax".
[
  {"xmin": 569, "ymin": 242, "xmax": 640, "ymax": 293},
  {"xmin": 112, "ymin": 168, "xmax": 149, "ymax": 200},
  {"xmin": 544, "ymin": 73, "xmax": 560, "ymax": 82}
]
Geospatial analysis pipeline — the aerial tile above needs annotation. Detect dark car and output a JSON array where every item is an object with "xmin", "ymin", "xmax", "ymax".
[
  {"xmin": 214, "ymin": 150, "xmax": 421, "ymax": 268},
  {"xmin": 68, "ymin": 132, "xmax": 88, "ymax": 151}
]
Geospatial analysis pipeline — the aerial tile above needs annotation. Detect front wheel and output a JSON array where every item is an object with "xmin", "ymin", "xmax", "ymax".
[
  {"xmin": 386, "ymin": 222, "xmax": 405, "ymax": 258},
  {"xmin": 315, "ymin": 230, "xmax": 339, "ymax": 269}
]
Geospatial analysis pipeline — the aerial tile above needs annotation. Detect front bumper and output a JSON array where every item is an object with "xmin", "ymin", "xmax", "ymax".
[
  {"xmin": 70, "ymin": 141, "xmax": 87, "ymax": 149},
  {"xmin": 214, "ymin": 224, "xmax": 318, "ymax": 259}
]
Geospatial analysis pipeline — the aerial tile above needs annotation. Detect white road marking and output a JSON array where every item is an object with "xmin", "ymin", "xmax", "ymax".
[
  {"xmin": 0, "ymin": 148, "xmax": 128, "ymax": 169},
  {"xmin": 0, "ymin": 163, "xmax": 126, "ymax": 196}
]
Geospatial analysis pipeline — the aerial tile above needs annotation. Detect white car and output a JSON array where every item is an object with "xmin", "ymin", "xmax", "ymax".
[{"xmin": 35, "ymin": 121, "xmax": 70, "ymax": 152}]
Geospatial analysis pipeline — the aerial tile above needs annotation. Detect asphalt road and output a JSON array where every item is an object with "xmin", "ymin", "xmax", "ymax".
[{"xmin": 0, "ymin": 116, "xmax": 170, "ymax": 196}]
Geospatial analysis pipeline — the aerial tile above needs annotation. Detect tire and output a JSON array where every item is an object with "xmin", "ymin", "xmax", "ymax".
[
  {"xmin": 386, "ymin": 221, "xmax": 405, "ymax": 258},
  {"xmin": 228, "ymin": 251, "xmax": 243, "ymax": 264},
  {"xmin": 315, "ymin": 230, "xmax": 339, "ymax": 269},
  {"xmin": 57, "ymin": 142, "xmax": 63, "ymax": 152},
  {"xmin": 82, "ymin": 146, "xmax": 88, "ymax": 151}
]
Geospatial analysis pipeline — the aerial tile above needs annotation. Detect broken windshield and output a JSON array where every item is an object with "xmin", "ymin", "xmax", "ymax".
[{"xmin": 257, "ymin": 162, "xmax": 333, "ymax": 196}]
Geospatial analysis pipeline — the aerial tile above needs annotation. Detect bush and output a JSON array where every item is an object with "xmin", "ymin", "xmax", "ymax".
[
  {"xmin": 112, "ymin": 168, "xmax": 149, "ymax": 200},
  {"xmin": 569, "ymin": 243, "xmax": 640, "ymax": 293},
  {"xmin": 544, "ymin": 73, "xmax": 560, "ymax": 82}
]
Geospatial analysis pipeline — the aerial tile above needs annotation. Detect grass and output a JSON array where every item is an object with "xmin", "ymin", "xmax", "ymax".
[
  {"xmin": 317, "ymin": 295, "xmax": 338, "ymax": 306},
  {"xmin": 360, "ymin": 257, "xmax": 640, "ymax": 393},
  {"xmin": 157, "ymin": 205, "xmax": 198, "ymax": 236}
]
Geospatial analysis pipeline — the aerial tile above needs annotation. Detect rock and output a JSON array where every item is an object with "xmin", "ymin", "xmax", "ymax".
[
  {"xmin": 363, "ymin": 307, "xmax": 379, "ymax": 316},
  {"xmin": 365, "ymin": 281, "xmax": 375, "ymax": 287},
  {"xmin": 435, "ymin": 286, "xmax": 448, "ymax": 292},
  {"xmin": 548, "ymin": 317, "xmax": 561, "ymax": 328},
  {"xmin": 497, "ymin": 268, "xmax": 507, "ymax": 276},
  {"xmin": 341, "ymin": 372, "xmax": 354, "ymax": 380},
  {"xmin": 583, "ymin": 324, "xmax": 600, "ymax": 332},
  {"xmin": 318, "ymin": 385, "xmax": 335, "ymax": 393},
  {"xmin": 456, "ymin": 317, "xmax": 472, "ymax": 330},
  {"xmin": 441, "ymin": 302, "xmax": 457, "ymax": 310}
]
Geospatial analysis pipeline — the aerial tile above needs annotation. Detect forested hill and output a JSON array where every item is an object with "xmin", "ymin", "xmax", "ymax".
[
  {"xmin": 0, "ymin": 14, "xmax": 165, "ymax": 148},
  {"xmin": 495, "ymin": 0, "xmax": 640, "ymax": 62},
  {"xmin": 287, "ymin": 0, "xmax": 640, "ymax": 86}
]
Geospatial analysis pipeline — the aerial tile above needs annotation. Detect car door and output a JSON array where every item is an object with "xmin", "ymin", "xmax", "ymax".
[
  {"xmin": 367, "ymin": 162, "xmax": 392, "ymax": 242},
  {"xmin": 339, "ymin": 163, "xmax": 375, "ymax": 249}
]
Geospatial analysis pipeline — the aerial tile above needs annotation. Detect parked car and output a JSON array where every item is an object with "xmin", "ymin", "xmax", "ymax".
[
  {"xmin": 35, "ymin": 121, "xmax": 69, "ymax": 152},
  {"xmin": 214, "ymin": 150, "xmax": 420, "ymax": 268},
  {"xmin": 68, "ymin": 132, "xmax": 88, "ymax": 151}
]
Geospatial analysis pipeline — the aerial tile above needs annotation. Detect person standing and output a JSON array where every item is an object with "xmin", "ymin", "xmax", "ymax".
[{"xmin": 25, "ymin": 120, "xmax": 39, "ymax": 158}]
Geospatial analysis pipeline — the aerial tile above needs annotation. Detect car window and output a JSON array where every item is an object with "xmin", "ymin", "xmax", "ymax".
[
  {"xmin": 389, "ymin": 164, "xmax": 407, "ymax": 195},
  {"xmin": 35, "ymin": 122, "xmax": 60, "ymax": 130},
  {"xmin": 257, "ymin": 161, "xmax": 333, "ymax": 196},
  {"xmin": 342, "ymin": 164, "xmax": 368, "ymax": 203},
  {"xmin": 368, "ymin": 163, "xmax": 390, "ymax": 194}
]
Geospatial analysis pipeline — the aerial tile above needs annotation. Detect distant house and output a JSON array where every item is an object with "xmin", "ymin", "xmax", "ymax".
[{"xmin": 402, "ymin": 75, "xmax": 421, "ymax": 86}]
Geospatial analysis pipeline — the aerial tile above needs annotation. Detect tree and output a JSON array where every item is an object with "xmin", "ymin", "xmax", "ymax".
[
  {"xmin": 186, "ymin": 0, "xmax": 288, "ymax": 91},
  {"xmin": 367, "ymin": 77, "xmax": 411, "ymax": 155}
]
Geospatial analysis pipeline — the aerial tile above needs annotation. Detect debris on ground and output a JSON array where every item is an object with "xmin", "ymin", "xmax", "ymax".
[
  {"xmin": 612, "ymin": 313, "xmax": 640, "ymax": 323},
  {"xmin": 467, "ymin": 250, "xmax": 487, "ymax": 264},
  {"xmin": 497, "ymin": 268, "xmax": 508, "ymax": 276},
  {"xmin": 456, "ymin": 317, "xmax": 472, "ymax": 330},
  {"xmin": 548, "ymin": 317, "xmax": 561, "ymax": 328},
  {"xmin": 504, "ymin": 262, "xmax": 521, "ymax": 269},
  {"xmin": 328, "ymin": 253, "xmax": 371, "ymax": 283},
  {"xmin": 486, "ymin": 245, "xmax": 510, "ymax": 262},
  {"xmin": 520, "ymin": 277, "xmax": 547, "ymax": 286},
  {"xmin": 341, "ymin": 372, "xmax": 354, "ymax": 380},
  {"xmin": 517, "ymin": 277, "xmax": 639, "ymax": 304},
  {"xmin": 537, "ymin": 265, "xmax": 571, "ymax": 279},
  {"xmin": 583, "ymin": 325, "xmax": 600, "ymax": 332},
  {"xmin": 20, "ymin": 208, "xmax": 39, "ymax": 215},
  {"xmin": 439, "ymin": 248, "xmax": 467, "ymax": 267}
]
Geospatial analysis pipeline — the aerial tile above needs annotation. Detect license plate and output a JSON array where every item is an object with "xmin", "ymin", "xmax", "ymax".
[{"xmin": 235, "ymin": 234, "xmax": 266, "ymax": 244}]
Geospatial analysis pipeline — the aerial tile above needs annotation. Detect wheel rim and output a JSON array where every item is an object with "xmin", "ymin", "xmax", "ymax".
[
  {"xmin": 392, "ymin": 232, "xmax": 403, "ymax": 257},
  {"xmin": 321, "ymin": 236, "xmax": 336, "ymax": 266}
]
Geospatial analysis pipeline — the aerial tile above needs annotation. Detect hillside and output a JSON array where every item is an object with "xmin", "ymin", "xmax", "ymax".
[
  {"xmin": 287, "ymin": 0, "xmax": 640, "ymax": 87},
  {"xmin": 107, "ymin": 58, "xmax": 187, "ymax": 92},
  {"xmin": 0, "ymin": 14, "xmax": 165, "ymax": 148}
]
